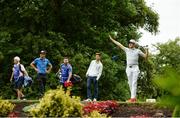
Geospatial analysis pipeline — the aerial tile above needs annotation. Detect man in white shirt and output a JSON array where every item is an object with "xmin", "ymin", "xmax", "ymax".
[
  {"xmin": 109, "ymin": 35, "xmax": 148, "ymax": 102},
  {"xmin": 85, "ymin": 53, "xmax": 103, "ymax": 102}
]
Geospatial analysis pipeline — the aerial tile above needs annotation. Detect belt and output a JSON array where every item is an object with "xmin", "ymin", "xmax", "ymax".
[
  {"xmin": 38, "ymin": 73, "xmax": 46, "ymax": 75},
  {"xmin": 88, "ymin": 76, "xmax": 97, "ymax": 78},
  {"xmin": 128, "ymin": 65, "xmax": 138, "ymax": 68}
]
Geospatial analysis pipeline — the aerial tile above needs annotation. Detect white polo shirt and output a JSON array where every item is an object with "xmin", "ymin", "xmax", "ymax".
[{"xmin": 123, "ymin": 47, "xmax": 145, "ymax": 65}]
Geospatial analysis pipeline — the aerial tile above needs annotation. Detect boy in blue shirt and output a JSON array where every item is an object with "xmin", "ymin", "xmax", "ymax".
[
  {"xmin": 57, "ymin": 57, "xmax": 72, "ymax": 87},
  {"xmin": 30, "ymin": 50, "xmax": 52, "ymax": 97}
]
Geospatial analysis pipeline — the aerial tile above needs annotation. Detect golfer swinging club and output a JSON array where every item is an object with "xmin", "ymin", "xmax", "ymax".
[{"xmin": 109, "ymin": 35, "xmax": 148, "ymax": 102}]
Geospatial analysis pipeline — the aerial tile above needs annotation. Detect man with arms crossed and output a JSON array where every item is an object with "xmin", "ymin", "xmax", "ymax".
[{"xmin": 109, "ymin": 35, "xmax": 148, "ymax": 102}]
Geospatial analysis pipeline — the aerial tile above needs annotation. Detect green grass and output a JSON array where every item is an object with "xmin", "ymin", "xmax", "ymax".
[{"xmin": 5, "ymin": 99, "xmax": 39, "ymax": 103}]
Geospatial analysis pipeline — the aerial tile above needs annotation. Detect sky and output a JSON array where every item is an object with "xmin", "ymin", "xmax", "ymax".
[{"xmin": 139, "ymin": 0, "xmax": 180, "ymax": 50}]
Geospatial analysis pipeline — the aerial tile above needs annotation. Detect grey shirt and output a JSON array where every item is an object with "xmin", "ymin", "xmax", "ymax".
[{"xmin": 123, "ymin": 47, "xmax": 145, "ymax": 65}]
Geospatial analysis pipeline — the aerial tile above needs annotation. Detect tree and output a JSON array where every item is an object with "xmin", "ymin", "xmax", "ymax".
[
  {"xmin": 149, "ymin": 38, "xmax": 180, "ymax": 99},
  {"xmin": 0, "ymin": 0, "xmax": 159, "ymax": 100},
  {"xmin": 153, "ymin": 38, "xmax": 180, "ymax": 74}
]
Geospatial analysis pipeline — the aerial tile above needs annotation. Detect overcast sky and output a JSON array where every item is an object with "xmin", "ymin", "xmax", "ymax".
[{"xmin": 139, "ymin": 0, "xmax": 180, "ymax": 48}]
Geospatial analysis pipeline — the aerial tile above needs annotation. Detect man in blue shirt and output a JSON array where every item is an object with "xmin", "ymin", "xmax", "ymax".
[
  {"xmin": 30, "ymin": 50, "xmax": 52, "ymax": 96},
  {"xmin": 57, "ymin": 57, "xmax": 72, "ymax": 87}
]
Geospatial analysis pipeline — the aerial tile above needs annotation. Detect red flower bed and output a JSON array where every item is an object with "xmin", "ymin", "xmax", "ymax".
[
  {"xmin": 83, "ymin": 100, "xmax": 118, "ymax": 115},
  {"xmin": 8, "ymin": 111, "xmax": 20, "ymax": 118}
]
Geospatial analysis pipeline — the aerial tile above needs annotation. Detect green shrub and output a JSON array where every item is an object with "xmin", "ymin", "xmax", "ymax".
[
  {"xmin": 29, "ymin": 87, "xmax": 83, "ymax": 117},
  {"xmin": 85, "ymin": 110, "xmax": 109, "ymax": 118},
  {"xmin": 154, "ymin": 68, "xmax": 180, "ymax": 117},
  {"xmin": 0, "ymin": 99, "xmax": 15, "ymax": 116},
  {"xmin": 173, "ymin": 106, "xmax": 180, "ymax": 117}
]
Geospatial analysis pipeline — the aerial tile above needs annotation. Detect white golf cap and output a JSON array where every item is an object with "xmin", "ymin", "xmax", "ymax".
[
  {"xmin": 40, "ymin": 50, "xmax": 47, "ymax": 54},
  {"xmin": 14, "ymin": 56, "xmax": 20, "ymax": 61},
  {"xmin": 129, "ymin": 39, "xmax": 137, "ymax": 44}
]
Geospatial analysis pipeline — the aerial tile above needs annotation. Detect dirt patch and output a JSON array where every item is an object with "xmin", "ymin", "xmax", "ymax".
[
  {"xmin": 9, "ymin": 100, "xmax": 39, "ymax": 117},
  {"xmin": 111, "ymin": 103, "xmax": 173, "ymax": 117},
  {"xmin": 11, "ymin": 103, "xmax": 31, "ymax": 117}
]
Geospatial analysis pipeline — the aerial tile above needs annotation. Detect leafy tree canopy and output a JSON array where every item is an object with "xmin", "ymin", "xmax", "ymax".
[
  {"xmin": 153, "ymin": 38, "xmax": 180, "ymax": 74},
  {"xmin": 0, "ymin": 0, "xmax": 159, "ymax": 99}
]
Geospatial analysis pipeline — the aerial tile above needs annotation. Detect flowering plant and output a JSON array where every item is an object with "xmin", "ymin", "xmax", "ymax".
[
  {"xmin": 8, "ymin": 111, "xmax": 20, "ymax": 118},
  {"xmin": 64, "ymin": 81, "xmax": 73, "ymax": 87},
  {"xmin": 83, "ymin": 100, "xmax": 118, "ymax": 115}
]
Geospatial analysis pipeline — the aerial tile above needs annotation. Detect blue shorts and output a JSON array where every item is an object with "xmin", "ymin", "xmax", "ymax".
[{"xmin": 14, "ymin": 76, "xmax": 24, "ymax": 89}]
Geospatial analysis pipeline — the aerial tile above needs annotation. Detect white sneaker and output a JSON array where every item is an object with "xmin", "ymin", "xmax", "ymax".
[
  {"xmin": 93, "ymin": 98, "xmax": 97, "ymax": 102},
  {"xmin": 84, "ymin": 98, "xmax": 92, "ymax": 102}
]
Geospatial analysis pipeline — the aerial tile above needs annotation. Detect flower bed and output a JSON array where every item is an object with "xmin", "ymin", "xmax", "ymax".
[
  {"xmin": 7, "ymin": 100, "xmax": 173, "ymax": 117},
  {"xmin": 83, "ymin": 100, "xmax": 118, "ymax": 115}
]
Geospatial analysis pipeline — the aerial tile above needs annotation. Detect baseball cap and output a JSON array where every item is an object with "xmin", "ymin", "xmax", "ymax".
[
  {"xmin": 40, "ymin": 50, "xmax": 47, "ymax": 54},
  {"xmin": 129, "ymin": 39, "xmax": 137, "ymax": 44}
]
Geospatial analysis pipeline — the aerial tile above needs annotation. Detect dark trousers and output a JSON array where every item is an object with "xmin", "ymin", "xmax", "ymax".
[
  {"xmin": 37, "ymin": 73, "xmax": 47, "ymax": 95},
  {"xmin": 87, "ymin": 76, "xmax": 98, "ymax": 99},
  {"xmin": 14, "ymin": 76, "xmax": 24, "ymax": 89}
]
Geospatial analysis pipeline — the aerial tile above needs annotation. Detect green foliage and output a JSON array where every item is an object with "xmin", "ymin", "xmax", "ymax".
[
  {"xmin": 0, "ymin": 99, "xmax": 15, "ymax": 116},
  {"xmin": 154, "ymin": 68, "xmax": 180, "ymax": 117},
  {"xmin": 137, "ymin": 57, "xmax": 159, "ymax": 99},
  {"xmin": 173, "ymin": 106, "xmax": 180, "ymax": 117},
  {"xmin": 99, "ymin": 53, "xmax": 129, "ymax": 100},
  {"xmin": 29, "ymin": 87, "xmax": 82, "ymax": 117},
  {"xmin": 154, "ymin": 38, "xmax": 180, "ymax": 73},
  {"xmin": 0, "ymin": 0, "xmax": 159, "ymax": 100},
  {"xmin": 85, "ymin": 110, "xmax": 109, "ymax": 118},
  {"xmin": 151, "ymin": 38, "xmax": 180, "ymax": 98}
]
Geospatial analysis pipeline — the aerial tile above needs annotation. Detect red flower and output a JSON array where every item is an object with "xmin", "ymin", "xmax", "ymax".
[
  {"xmin": 83, "ymin": 100, "xmax": 118, "ymax": 115},
  {"xmin": 64, "ymin": 81, "xmax": 73, "ymax": 87},
  {"xmin": 8, "ymin": 112, "xmax": 20, "ymax": 118}
]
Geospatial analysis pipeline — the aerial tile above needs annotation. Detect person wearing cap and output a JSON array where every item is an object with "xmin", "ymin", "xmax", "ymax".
[
  {"xmin": 30, "ymin": 50, "xmax": 52, "ymax": 97},
  {"xmin": 85, "ymin": 53, "xmax": 103, "ymax": 102},
  {"xmin": 109, "ymin": 35, "xmax": 148, "ymax": 102},
  {"xmin": 10, "ymin": 56, "xmax": 28, "ymax": 100}
]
